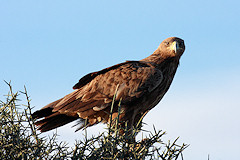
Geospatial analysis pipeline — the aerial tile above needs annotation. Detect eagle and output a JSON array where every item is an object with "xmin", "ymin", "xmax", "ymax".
[{"xmin": 32, "ymin": 37, "xmax": 185, "ymax": 133}]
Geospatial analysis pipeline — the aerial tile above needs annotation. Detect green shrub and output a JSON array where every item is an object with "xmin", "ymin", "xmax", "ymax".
[{"xmin": 0, "ymin": 82, "xmax": 188, "ymax": 159}]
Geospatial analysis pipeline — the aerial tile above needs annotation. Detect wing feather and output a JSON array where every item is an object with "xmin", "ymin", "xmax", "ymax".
[{"xmin": 58, "ymin": 62, "xmax": 163, "ymax": 115}]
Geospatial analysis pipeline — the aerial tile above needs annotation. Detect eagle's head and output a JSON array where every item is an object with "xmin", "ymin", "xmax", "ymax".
[{"xmin": 158, "ymin": 37, "xmax": 185, "ymax": 58}]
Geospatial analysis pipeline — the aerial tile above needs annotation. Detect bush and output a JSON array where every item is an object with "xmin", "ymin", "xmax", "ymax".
[{"xmin": 0, "ymin": 82, "xmax": 188, "ymax": 159}]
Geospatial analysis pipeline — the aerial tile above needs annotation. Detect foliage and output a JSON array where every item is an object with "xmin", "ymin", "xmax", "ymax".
[{"xmin": 0, "ymin": 82, "xmax": 188, "ymax": 159}]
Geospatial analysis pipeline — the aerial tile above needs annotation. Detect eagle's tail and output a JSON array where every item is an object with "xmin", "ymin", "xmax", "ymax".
[{"xmin": 32, "ymin": 98, "xmax": 78, "ymax": 132}]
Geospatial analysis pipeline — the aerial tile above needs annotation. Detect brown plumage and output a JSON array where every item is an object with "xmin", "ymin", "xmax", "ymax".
[{"xmin": 32, "ymin": 37, "xmax": 185, "ymax": 132}]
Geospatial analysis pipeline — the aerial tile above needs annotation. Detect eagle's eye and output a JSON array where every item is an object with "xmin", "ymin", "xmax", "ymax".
[{"xmin": 164, "ymin": 41, "xmax": 169, "ymax": 45}]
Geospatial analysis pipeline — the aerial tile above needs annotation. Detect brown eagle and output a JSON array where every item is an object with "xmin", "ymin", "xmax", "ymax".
[{"xmin": 32, "ymin": 37, "xmax": 185, "ymax": 133}]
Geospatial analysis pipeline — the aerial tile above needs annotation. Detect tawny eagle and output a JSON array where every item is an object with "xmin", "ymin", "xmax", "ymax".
[{"xmin": 32, "ymin": 37, "xmax": 185, "ymax": 132}]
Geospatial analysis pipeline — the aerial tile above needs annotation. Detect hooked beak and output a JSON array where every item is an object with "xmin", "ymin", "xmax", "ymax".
[{"xmin": 171, "ymin": 41, "xmax": 179, "ymax": 54}]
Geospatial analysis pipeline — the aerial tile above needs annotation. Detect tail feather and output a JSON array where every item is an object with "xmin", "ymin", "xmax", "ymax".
[
  {"xmin": 32, "ymin": 93, "xmax": 103, "ymax": 132},
  {"xmin": 72, "ymin": 118, "xmax": 90, "ymax": 132},
  {"xmin": 32, "ymin": 107, "xmax": 53, "ymax": 119},
  {"xmin": 32, "ymin": 98, "xmax": 78, "ymax": 132},
  {"xmin": 32, "ymin": 98, "xmax": 63, "ymax": 119},
  {"xmin": 35, "ymin": 114, "xmax": 78, "ymax": 132}
]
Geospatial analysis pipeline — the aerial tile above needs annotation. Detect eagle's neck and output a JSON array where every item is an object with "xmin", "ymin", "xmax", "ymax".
[
  {"xmin": 141, "ymin": 50, "xmax": 163, "ymax": 64},
  {"xmin": 141, "ymin": 49, "xmax": 180, "ymax": 68}
]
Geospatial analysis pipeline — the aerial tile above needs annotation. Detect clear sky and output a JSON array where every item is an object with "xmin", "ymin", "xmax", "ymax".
[{"xmin": 1, "ymin": 1, "xmax": 240, "ymax": 159}]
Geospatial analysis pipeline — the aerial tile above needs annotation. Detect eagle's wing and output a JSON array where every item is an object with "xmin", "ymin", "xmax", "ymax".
[{"xmin": 52, "ymin": 61, "xmax": 163, "ymax": 118}]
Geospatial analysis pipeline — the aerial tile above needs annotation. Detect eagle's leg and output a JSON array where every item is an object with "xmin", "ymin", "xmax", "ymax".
[{"xmin": 114, "ymin": 110, "xmax": 145, "ymax": 142}]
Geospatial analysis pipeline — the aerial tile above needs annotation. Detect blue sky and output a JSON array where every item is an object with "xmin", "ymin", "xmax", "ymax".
[{"xmin": 1, "ymin": 1, "xmax": 240, "ymax": 159}]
